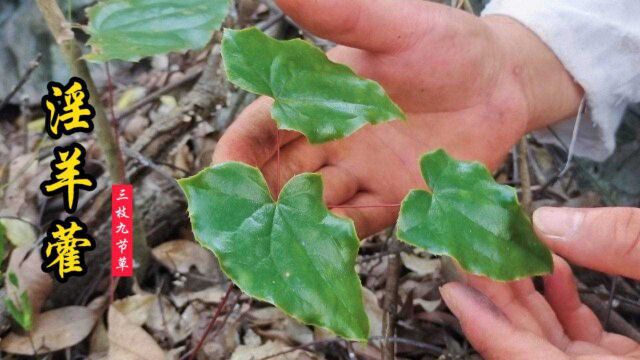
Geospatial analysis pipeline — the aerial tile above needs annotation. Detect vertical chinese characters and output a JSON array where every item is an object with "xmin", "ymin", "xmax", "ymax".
[
  {"xmin": 112, "ymin": 185, "xmax": 133, "ymax": 277},
  {"xmin": 42, "ymin": 77, "xmax": 95, "ymax": 139},
  {"xmin": 40, "ymin": 144, "xmax": 96, "ymax": 213},
  {"xmin": 40, "ymin": 78, "xmax": 96, "ymax": 282},
  {"xmin": 41, "ymin": 217, "xmax": 95, "ymax": 282}
]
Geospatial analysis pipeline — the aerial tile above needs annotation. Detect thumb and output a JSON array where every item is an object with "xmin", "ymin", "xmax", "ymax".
[
  {"xmin": 533, "ymin": 207, "xmax": 640, "ymax": 280},
  {"xmin": 274, "ymin": 0, "xmax": 444, "ymax": 53},
  {"xmin": 440, "ymin": 282, "xmax": 566, "ymax": 359}
]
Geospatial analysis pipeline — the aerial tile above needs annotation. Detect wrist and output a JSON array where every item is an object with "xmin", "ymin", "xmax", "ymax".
[{"xmin": 483, "ymin": 15, "xmax": 584, "ymax": 131}]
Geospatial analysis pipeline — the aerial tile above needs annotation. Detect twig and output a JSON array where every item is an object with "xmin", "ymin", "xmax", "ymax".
[
  {"xmin": 187, "ymin": 283, "xmax": 234, "ymax": 360},
  {"xmin": 257, "ymin": 339, "xmax": 337, "ymax": 360},
  {"xmin": 0, "ymin": 53, "xmax": 42, "ymax": 110},
  {"xmin": 371, "ymin": 336, "xmax": 443, "ymax": 356},
  {"xmin": 382, "ymin": 238, "xmax": 401, "ymax": 360},
  {"xmin": 206, "ymin": 290, "xmax": 241, "ymax": 341},
  {"xmin": 116, "ymin": 68, "xmax": 203, "ymax": 121},
  {"xmin": 258, "ymin": 335, "xmax": 443, "ymax": 360},
  {"xmin": 605, "ymin": 276, "xmax": 619, "ymax": 329},
  {"xmin": 518, "ymin": 138, "xmax": 532, "ymax": 215}
]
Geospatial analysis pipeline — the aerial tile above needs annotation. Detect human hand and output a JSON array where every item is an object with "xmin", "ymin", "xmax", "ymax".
[
  {"xmin": 441, "ymin": 207, "xmax": 640, "ymax": 359},
  {"xmin": 213, "ymin": 0, "xmax": 583, "ymax": 237}
]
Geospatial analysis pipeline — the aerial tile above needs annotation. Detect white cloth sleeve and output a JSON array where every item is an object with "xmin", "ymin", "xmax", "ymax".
[{"xmin": 482, "ymin": 1, "xmax": 640, "ymax": 161}]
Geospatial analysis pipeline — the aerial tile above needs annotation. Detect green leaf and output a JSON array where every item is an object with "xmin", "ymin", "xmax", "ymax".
[
  {"xmin": 221, "ymin": 28, "xmax": 405, "ymax": 143},
  {"xmin": 5, "ymin": 292, "xmax": 32, "ymax": 331},
  {"xmin": 178, "ymin": 162, "xmax": 369, "ymax": 340},
  {"xmin": 18, "ymin": 292, "xmax": 33, "ymax": 331},
  {"xmin": 0, "ymin": 221, "xmax": 5, "ymax": 263},
  {"xmin": 0, "ymin": 219, "xmax": 37, "ymax": 247},
  {"xmin": 397, "ymin": 149, "xmax": 553, "ymax": 281},
  {"xmin": 85, "ymin": 0, "xmax": 229, "ymax": 62},
  {"xmin": 8, "ymin": 272, "xmax": 18, "ymax": 288}
]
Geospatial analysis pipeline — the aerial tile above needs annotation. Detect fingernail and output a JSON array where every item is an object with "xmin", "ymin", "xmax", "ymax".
[{"xmin": 533, "ymin": 207, "xmax": 584, "ymax": 240}]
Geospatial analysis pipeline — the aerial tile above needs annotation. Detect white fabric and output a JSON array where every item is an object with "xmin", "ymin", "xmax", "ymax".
[{"xmin": 482, "ymin": 1, "xmax": 640, "ymax": 161}]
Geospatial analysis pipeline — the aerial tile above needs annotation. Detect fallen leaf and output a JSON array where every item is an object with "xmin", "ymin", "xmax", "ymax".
[
  {"xmin": 400, "ymin": 253, "xmax": 440, "ymax": 277},
  {"xmin": 170, "ymin": 287, "xmax": 226, "ymax": 307},
  {"xmin": 89, "ymin": 319, "xmax": 109, "ymax": 357},
  {"xmin": 0, "ymin": 305, "xmax": 98, "ymax": 355},
  {"xmin": 414, "ymin": 298, "xmax": 442, "ymax": 313},
  {"xmin": 231, "ymin": 340, "xmax": 319, "ymax": 360},
  {"xmin": 108, "ymin": 306, "xmax": 165, "ymax": 360},
  {"xmin": 113, "ymin": 294, "xmax": 156, "ymax": 326},
  {"xmin": 0, "ymin": 219, "xmax": 37, "ymax": 247},
  {"xmin": 191, "ymin": 310, "xmax": 240, "ymax": 359},
  {"xmin": 362, "ymin": 287, "xmax": 383, "ymax": 339},
  {"xmin": 152, "ymin": 239, "xmax": 217, "ymax": 275},
  {"xmin": 5, "ymin": 245, "xmax": 53, "ymax": 314},
  {"xmin": 116, "ymin": 86, "xmax": 146, "ymax": 111},
  {"xmin": 147, "ymin": 297, "xmax": 199, "ymax": 344}
]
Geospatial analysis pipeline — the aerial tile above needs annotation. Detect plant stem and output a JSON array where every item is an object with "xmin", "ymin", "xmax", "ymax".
[
  {"xmin": 382, "ymin": 238, "xmax": 401, "ymax": 360},
  {"xmin": 36, "ymin": 0, "xmax": 126, "ymax": 184},
  {"xmin": 188, "ymin": 283, "xmax": 234, "ymax": 360},
  {"xmin": 518, "ymin": 138, "xmax": 532, "ymax": 215},
  {"xmin": 329, "ymin": 204, "xmax": 401, "ymax": 209},
  {"xmin": 0, "ymin": 53, "xmax": 42, "ymax": 110}
]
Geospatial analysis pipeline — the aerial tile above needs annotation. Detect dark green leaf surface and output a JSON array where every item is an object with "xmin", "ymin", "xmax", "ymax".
[
  {"xmin": 221, "ymin": 28, "xmax": 405, "ymax": 143},
  {"xmin": 178, "ymin": 162, "xmax": 369, "ymax": 340},
  {"xmin": 85, "ymin": 0, "xmax": 229, "ymax": 62},
  {"xmin": 397, "ymin": 150, "xmax": 553, "ymax": 281}
]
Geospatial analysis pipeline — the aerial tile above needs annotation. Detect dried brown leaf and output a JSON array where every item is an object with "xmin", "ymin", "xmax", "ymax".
[
  {"xmin": 0, "ymin": 305, "xmax": 98, "ymax": 355},
  {"xmin": 152, "ymin": 239, "xmax": 217, "ymax": 274},
  {"xmin": 108, "ymin": 306, "xmax": 165, "ymax": 360},
  {"xmin": 5, "ymin": 245, "xmax": 53, "ymax": 314}
]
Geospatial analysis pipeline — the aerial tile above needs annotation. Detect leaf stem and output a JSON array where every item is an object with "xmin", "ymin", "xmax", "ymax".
[
  {"xmin": 329, "ymin": 204, "xmax": 401, "ymax": 209},
  {"xmin": 276, "ymin": 128, "xmax": 281, "ymax": 198},
  {"xmin": 187, "ymin": 283, "xmax": 234, "ymax": 360}
]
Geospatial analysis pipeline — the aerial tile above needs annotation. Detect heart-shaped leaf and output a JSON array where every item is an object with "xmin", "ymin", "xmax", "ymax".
[
  {"xmin": 178, "ymin": 162, "xmax": 369, "ymax": 340},
  {"xmin": 397, "ymin": 149, "xmax": 553, "ymax": 281},
  {"xmin": 221, "ymin": 27, "xmax": 405, "ymax": 143},
  {"xmin": 85, "ymin": 0, "xmax": 229, "ymax": 62}
]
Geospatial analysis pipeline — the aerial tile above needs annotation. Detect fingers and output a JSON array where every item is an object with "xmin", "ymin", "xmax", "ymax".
[
  {"xmin": 261, "ymin": 138, "xmax": 328, "ymax": 196},
  {"xmin": 212, "ymin": 97, "xmax": 300, "ymax": 167},
  {"xmin": 533, "ymin": 207, "xmax": 640, "ymax": 280},
  {"xmin": 465, "ymin": 275, "xmax": 547, "ymax": 339},
  {"xmin": 318, "ymin": 166, "xmax": 359, "ymax": 206},
  {"xmin": 544, "ymin": 256, "xmax": 639, "ymax": 356},
  {"xmin": 440, "ymin": 282, "xmax": 567, "ymax": 359},
  {"xmin": 274, "ymin": 0, "xmax": 443, "ymax": 53},
  {"xmin": 330, "ymin": 192, "xmax": 399, "ymax": 238}
]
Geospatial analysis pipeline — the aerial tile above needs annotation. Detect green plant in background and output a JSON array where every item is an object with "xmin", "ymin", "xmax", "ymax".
[
  {"xmin": 78, "ymin": 0, "xmax": 552, "ymax": 341},
  {"xmin": 0, "ymin": 222, "xmax": 5, "ymax": 266},
  {"xmin": 85, "ymin": 0, "xmax": 230, "ymax": 61},
  {"xmin": 5, "ymin": 272, "xmax": 33, "ymax": 332}
]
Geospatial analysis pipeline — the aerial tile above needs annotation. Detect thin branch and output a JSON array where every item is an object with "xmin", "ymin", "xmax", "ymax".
[
  {"xmin": 382, "ymin": 238, "xmax": 402, "ymax": 360},
  {"xmin": 187, "ymin": 283, "xmax": 234, "ymax": 360},
  {"xmin": 257, "ymin": 339, "xmax": 337, "ymax": 360},
  {"xmin": 0, "ymin": 53, "xmax": 42, "ymax": 109},
  {"xmin": 518, "ymin": 138, "xmax": 532, "ymax": 215}
]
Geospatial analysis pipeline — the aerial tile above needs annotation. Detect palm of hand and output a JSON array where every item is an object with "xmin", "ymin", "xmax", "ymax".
[
  {"xmin": 445, "ymin": 256, "xmax": 640, "ymax": 359},
  {"xmin": 214, "ymin": 2, "xmax": 531, "ymax": 237}
]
